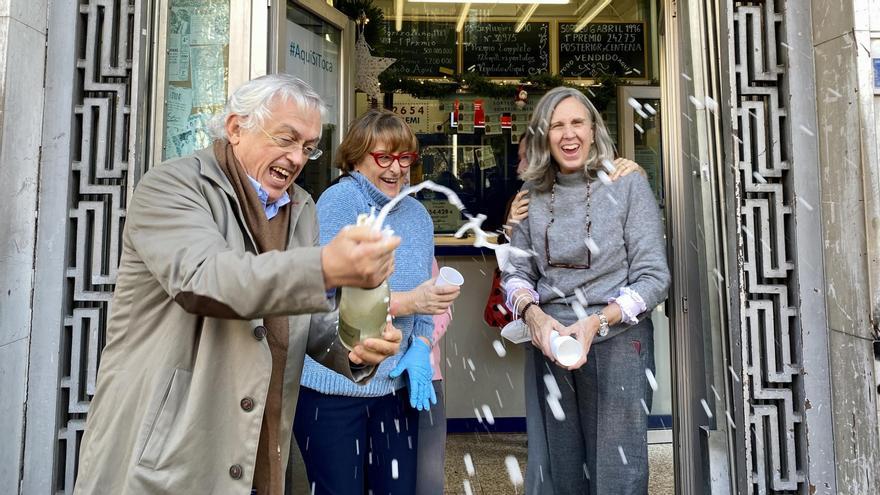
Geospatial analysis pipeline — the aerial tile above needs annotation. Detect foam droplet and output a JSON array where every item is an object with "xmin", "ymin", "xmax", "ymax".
[
  {"xmin": 481, "ymin": 404, "xmax": 495, "ymax": 425},
  {"xmin": 584, "ymin": 237, "xmax": 600, "ymax": 256},
  {"xmin": 645, "ymin": 368, "xmax": 658, "ymax": 391},
  {"xmin": 464, "ymin": 453, "xmax": 475, "ymax": 476},
  {"xmin": 547, "ymin": 394, "xmax": 566, "ymax": 421},
  {"xmin": 505, "ymin": 456, "xmax": 524, "ymax": 486},
  {"xmin": 543, "ymin": 374, "xmax": 562, "ymax": 399},
  {"xmin": 700, "ymin": 399, "xmax": 714, "ymax": 418},
  {"xmin": 493, "ymin": 340, "xmax": 507, "ymax": 357}
]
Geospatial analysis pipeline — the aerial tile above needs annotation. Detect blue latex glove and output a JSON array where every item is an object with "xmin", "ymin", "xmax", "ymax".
[{"xmin": 389, "ymin": 338, "xmax": 437, "ymax": 411}]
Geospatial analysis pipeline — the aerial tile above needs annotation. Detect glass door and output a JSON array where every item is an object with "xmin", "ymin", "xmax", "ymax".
[
  {"xmin": 274, "ymin": 0, "xmax": 353, "ymax": 201},
  {"xmin": 660, "ymin": 0, "xmax": 736, "ymax": 492},
  {"xmin": 619, "ymin": 85, "xmax": 673, "ymax": 444},
  {"xmin": 152, "ymin": 0, "xmax": 233, "ymax": 163}
]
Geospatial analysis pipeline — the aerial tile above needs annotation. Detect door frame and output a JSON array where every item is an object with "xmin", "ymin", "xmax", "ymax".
[
  {"xmin": 268, "ymin": 0, "xmax": 355, "ymax": 145},
  {"xmin": 659, "ymin": 0, "xmax": 737, "ymax": 493}
]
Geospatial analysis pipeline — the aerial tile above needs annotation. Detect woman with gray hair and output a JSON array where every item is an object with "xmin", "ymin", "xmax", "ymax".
[{"xmin": 503, "ymin": 86, "xmax": 670, "ymax": 495}]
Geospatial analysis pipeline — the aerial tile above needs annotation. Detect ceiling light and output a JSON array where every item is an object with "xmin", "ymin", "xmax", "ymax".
[
  {"xmin": 574, "ymin": 0, "xmax": 612, "ymax": 32},
  {"xmin": 515, "ymin": 4, "xmax": 540, "ymax": 33},
  {"xmin": 395, "ymin": 0, "xmax": 404, "ymax": 31},
  {"xmin": 455, "ymin": 3, "xmax": 471, "ymax": 32},
  {"xmin": 410, "ymin": 0, "xmax": 568, "ymax": 4}
]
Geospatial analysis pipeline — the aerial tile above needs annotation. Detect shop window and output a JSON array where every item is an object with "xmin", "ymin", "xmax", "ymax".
[
  {"xmin": 285, "ymin": 3, "xmax": 343, "ymax": 201},
  {"xmin": 348, "ymin": 1, "xmax": 655, "ymax": 237},
  {"xmin": 160, "ymin": 0, "xmax": 231, "ymax": 161}
]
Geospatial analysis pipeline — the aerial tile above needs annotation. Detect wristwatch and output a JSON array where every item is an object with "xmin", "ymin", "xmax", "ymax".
[{"xmin": 593, "ymin": 311, "xmax": 610, "ymax": 337}]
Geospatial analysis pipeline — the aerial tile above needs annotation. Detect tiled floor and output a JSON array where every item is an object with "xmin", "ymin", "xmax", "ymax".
[{"xmin": 443, "ymin": 433, "xmax": 674, "ymax": 494}]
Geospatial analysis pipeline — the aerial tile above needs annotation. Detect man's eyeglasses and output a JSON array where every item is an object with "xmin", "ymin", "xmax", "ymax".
[
  {"xmin": 368, "ymin": 151, "xmax": 419, "ymax": 168},
  {"xmin": 257, "ymin": 125, "xmax": 323, "ymax": 160}
]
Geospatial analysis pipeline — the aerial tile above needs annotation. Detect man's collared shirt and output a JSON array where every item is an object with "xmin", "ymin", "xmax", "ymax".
[{"xmin": 246, "ymin": 175, "xmax": 291, "ymax": 220}]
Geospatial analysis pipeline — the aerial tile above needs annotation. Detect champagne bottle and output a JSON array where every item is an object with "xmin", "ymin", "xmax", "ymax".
[
  {"xmin": 338, "ymin": 281, "xmax": 390, "ymax": 351},
  {"xmin": 337, "ymin": 212, "xmax": 391, "ymax": 351}
]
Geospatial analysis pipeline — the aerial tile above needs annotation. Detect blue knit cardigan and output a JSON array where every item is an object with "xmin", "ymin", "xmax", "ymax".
[{"xmin": 300, "ymin": 172, "xmax": 435, "ymax": 396}]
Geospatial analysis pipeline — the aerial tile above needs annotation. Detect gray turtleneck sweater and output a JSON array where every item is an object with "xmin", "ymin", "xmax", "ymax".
[{"xmin": 502, "ymin": 170, "xmax": 670, "ymax": 342}]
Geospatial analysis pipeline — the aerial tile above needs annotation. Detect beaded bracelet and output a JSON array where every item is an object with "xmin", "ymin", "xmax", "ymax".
[{"xmin": 520, "ymin": 301, "xmax": 539, "ymax": 320}]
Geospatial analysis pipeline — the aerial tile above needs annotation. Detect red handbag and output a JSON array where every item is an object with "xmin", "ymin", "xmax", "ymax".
[{"xmin": 484, "ymin": 268, "xmax": 513, "ymax": 328}]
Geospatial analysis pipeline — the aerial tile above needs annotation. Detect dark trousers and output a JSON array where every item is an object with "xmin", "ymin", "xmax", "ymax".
[
  {"xmin": 415, "ymin": 380, "xmax": 446, "ymax": 494},
  {"xmin": 293, "ymin": 387, "xmax": 420, "ymax": 495}
]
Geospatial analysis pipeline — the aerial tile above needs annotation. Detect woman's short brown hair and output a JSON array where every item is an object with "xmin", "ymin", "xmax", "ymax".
[{"xmin": 335, "ymin": 109, "xmax": 419, "ymax": 173}]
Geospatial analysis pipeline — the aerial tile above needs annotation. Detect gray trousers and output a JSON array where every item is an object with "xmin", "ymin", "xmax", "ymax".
[
  {"xmin": 527, "ymin": 319, "xmax": 655, "ymax": 495},
  {"xmin": 416, "ymin": 380, "xmax": 446, "ymax": 494},
  {"xmin": 525, "ymin": 344, "xmax": 554, "ymax": 495}
]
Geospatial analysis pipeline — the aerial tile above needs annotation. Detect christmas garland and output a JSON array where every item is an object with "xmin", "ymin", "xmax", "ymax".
[
  {"xmin": 334, "ymin": 0, "xmax": 385, "ymax": 47},
  {"xmin": 335, "ymin": 0, "xmax": 632, "ymax": 111},
  {"xmin": 378, "ymin": 71, "xmax": 624, "ymax": 111}
]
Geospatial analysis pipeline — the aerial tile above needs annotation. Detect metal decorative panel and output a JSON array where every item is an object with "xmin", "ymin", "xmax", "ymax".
[
  {"xmin": 730, "ymin": 1, "xmax": 805, "ymax": 493},
  {"xmin": 56, "ymin": 1, "xmax": 139, "ymax": 492}
]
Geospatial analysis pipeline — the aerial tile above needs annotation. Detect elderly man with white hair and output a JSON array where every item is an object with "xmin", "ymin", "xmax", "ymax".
[{"xmin": 73, "ymin": 74, "xmax": 402, "ymax": 495}]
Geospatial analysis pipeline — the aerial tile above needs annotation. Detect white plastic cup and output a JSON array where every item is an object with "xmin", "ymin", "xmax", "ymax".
[
  {"xmin": 549, "ymin": 330, "xmax": 583, "ymax": 366},
  {"xmin": 435, "ymin": 266, "xmax": 464, "ymax": 287}
]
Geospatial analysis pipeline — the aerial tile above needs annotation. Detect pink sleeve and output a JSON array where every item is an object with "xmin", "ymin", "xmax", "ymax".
[
  {"xmin": 431, "ymin": 259, "xmax": 452, "ymax": 343},
  {"xmin": 503, "ymin": 277, "xmax": 539, "ymax": 316},
  {"xmin": 431, "ymin": 258, "xmax": 451, "ymax": 380},
  {"xmin": 610, "ymin": 287, "xmax": 648, "ymax": 325}
]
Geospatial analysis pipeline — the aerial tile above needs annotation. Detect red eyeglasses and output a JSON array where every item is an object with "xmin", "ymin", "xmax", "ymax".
[{"xmin": 368, "ymin": 151, "xmax": 419, "ymax": 168}]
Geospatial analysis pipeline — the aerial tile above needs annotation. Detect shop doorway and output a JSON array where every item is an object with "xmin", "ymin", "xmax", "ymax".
[{"xmin": 260, "ymin": 1, "xmax": 735, "ymax": 493}]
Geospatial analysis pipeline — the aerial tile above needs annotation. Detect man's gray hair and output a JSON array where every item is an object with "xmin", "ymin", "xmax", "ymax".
[
  {"xmin": 520, "ymin": 86, "xmax": 616, "ymax": 192},
  {"xmin": 208, "ymin": 74, "xmax": 327, "ymax": 139}
]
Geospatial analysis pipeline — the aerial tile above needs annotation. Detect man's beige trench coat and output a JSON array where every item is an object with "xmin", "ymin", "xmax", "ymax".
[{"xmin": 73, "ymin": 147, "xmax": 370, "ymax": 494}]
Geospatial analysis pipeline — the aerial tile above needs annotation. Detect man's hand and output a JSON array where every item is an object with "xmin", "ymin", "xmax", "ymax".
[
  {"xmin": 322, "ymin": 225, "xmax": 400, "ymax": 289},
  {"xmin": 394, "ymin": 278, "xmax": 461, "ymax": 316},
  {"xmin": 349, "ymin": 322, "xmax": 402, "ymax": 366},
  {"xmin": 609, "ymin": 158, "xmax": 647, "ymax": 181}
]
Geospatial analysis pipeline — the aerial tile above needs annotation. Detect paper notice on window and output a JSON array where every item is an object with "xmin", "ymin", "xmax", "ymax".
[
  {"xmin": 188, "ymin": 112, "xmax": 213, "ymax": 149},
  {"xmin": 170, "ymin": 6, "xmax": 191, "ymax": 35},
  {"xmin": 458, "ymin": 146, "xmax": 475, "ymax": 167},
  {"xmin": 165, "ymin": 86, "xmax": 193, "ymax": 135},
  {"xmin": 189, "ymin": 10, "xmax": 227, "ymax": 45},
  {"xmin": 484, "ymin": 120, "xmax": 502, "ymax": 136},
  {"xmin": 167, "ymin": 129, "xmax": 196, "ymax": 158},
  {"xmin": 190, "ymin": 45, "xmax": 226, "ymax": 107},
  {"xmin": 167, "ymin": 34, "xmax": 191, "ymax": 81},
  {"xmin": 165, "ymin": 112, "xmax": 213, "ymax": 160},
  {"xmin": 476, "ymin": 146, "xmax": 497, "ymax": 170}
]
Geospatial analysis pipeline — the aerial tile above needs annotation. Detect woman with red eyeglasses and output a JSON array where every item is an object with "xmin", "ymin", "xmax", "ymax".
[
  {"xmin": 293, "ymin": 109, "xmax": 460, "ymax": 495},
  {"xmin": 503, "ymin": 87, "xmax": 670, "ymax": 495}
]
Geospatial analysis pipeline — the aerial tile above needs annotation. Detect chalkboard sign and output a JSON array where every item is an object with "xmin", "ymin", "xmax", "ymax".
[
  {"xmin": 381, "ymin": 21, "xmax": 457, "ymax": 77},
  {"xmin": 558, "ymin": 22, "xmax": 647, "ymax": 78},
  {"xmin": 462, "ymin": 22, "xmax": 550, "ymax": 77}
]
